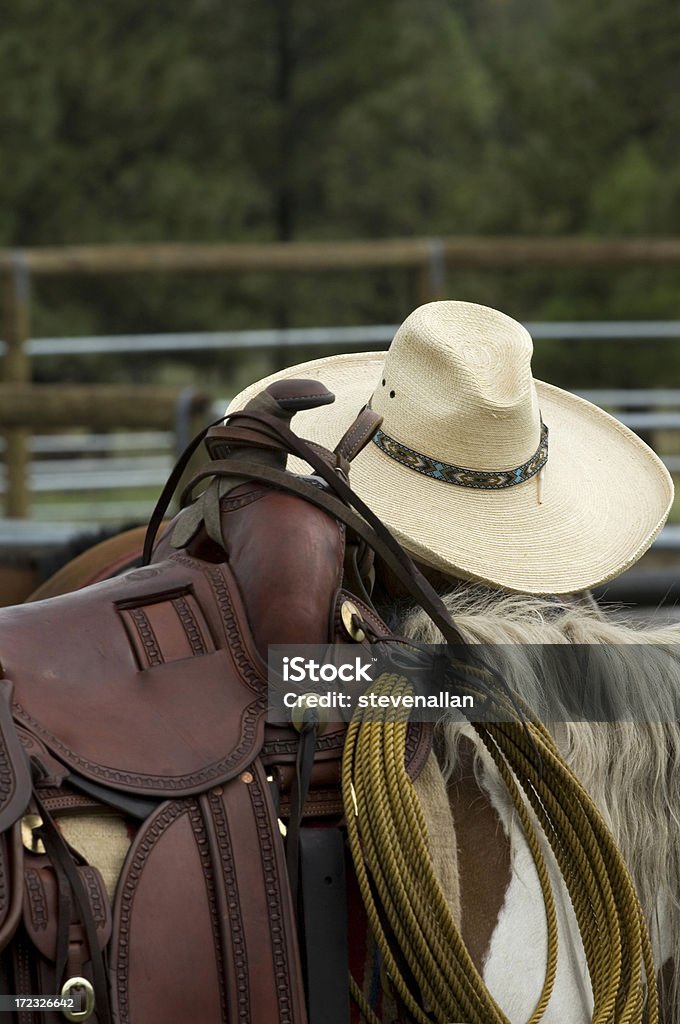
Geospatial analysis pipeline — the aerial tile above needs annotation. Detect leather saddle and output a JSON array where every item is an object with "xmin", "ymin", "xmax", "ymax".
[{"xmin": 0, "ymin": 379, "xmax": 462, "ymax": 1024}]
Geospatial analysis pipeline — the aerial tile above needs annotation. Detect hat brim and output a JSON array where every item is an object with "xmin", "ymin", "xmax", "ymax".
[{"xmin": 228, "ymin": 352, "xmax": 673, "ymax": 594}]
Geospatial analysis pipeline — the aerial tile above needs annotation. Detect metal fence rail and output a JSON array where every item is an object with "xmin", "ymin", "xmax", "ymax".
[
  {"xmin": 0, "ymin": 456, "xmax": 173, "ymax": 493},
  {"xmin": 3, "ymin": 320, "xmax": 680, "ymax": 358}
]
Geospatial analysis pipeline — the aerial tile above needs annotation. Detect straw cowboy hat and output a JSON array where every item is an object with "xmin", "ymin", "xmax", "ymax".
[{"xmin": 227, "ymin": 301, "xmax": 673, "ymax": 594}]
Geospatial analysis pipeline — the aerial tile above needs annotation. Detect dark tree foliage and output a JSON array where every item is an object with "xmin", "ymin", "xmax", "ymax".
[{"xmin": 1, "ymin": 0, "xmax": 679, "ymax": 384}]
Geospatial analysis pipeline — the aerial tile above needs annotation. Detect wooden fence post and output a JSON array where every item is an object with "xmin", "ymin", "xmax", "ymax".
[
  {"xmin": 415, "ymin": 239, "xmax": 447, "ymax": 305},
  {"xmin": 1, "ymin": 253, "xmax": 31, "ymax": 518}
]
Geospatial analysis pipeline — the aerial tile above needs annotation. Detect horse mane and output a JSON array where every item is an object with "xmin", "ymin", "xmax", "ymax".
[{"xmin": 398, "ymin": 587, "xmax": 680, "ymax": 1001}]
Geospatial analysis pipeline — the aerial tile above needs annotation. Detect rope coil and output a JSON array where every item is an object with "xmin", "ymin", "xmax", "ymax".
[{"xmin": 342, "ymin": 673, "xmax": 658, "ymax": 1024}]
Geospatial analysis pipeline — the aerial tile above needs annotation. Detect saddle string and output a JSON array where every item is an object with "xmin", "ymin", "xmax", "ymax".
[{"xmin": 285, "ymin": 717, "xmax": 319, "ymax": 908}]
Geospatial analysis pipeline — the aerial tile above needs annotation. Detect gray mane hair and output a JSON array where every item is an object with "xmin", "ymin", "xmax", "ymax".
[{"xmin": 398, "ymin": 586, "xmax": 680, "ymax": 993}]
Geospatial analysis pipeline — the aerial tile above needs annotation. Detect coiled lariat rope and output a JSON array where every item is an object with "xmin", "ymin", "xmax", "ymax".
[{"xmin": 342, "ymin": 673, "xmax": 658, "ymax": 1024}]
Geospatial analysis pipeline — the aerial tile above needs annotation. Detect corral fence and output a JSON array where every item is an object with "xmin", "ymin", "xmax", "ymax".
[
  {"xmin": 1, "ymin": 240, "xmax": 680, "ymax": 594},
  {"xmin": 2, "ymin": 320, "xmax": 680, "ymax": 531},
  {"xmin": 4, "ymin": 236, "xmax": 680, "ymax": 518}
]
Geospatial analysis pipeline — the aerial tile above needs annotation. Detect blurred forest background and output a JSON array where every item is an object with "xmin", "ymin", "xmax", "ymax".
[{"xmin": 2, "ymin": 0, "xmax": 680, "ymax": 393}]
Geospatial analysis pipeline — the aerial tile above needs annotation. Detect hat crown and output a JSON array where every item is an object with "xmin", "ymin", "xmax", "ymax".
[{"xmin": 370, "ymin": 301, "xmax": 541, "ymax": 471}]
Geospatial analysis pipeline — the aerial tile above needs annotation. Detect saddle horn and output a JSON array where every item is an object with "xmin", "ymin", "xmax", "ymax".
[{"xmin": 167, "ymin": 379, "xmax": 339, "ymax": 552}]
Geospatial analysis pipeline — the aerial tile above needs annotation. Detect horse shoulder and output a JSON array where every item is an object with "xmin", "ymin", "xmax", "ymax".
[{"xmin": 447, "ymin": 733, "xmax": 595, "ymax": 1022}]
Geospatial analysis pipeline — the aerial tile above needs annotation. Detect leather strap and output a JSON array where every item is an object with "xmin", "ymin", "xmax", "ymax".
[
  {"xmin": 189, "ymin": 401, "xmax": 470, "ymax": 652},
  {"xmin": 66, "ymin": 772, "xmax": 159, "ymax": 821},
  {"xmin": 333, "ymin": 407, "xmax": 383, "ymax": 463},
  {"xmin": 286, "ymin": 723, "xmax": 318, "ymax": 909},
  {"xmin": 142, "ymin": 380, "xmax": 471, "ymax": 649},
  {"xmin": 299, "ymin": 828, "xmax": 350, "ymax": 1024},
  {"xmin": 33, "ymin": 792, "xmax": 112, "ymax": 1024},
  {"xmin": 142, "ymin": 384, "xmax": 338, "ymax": 564},
  {"xmin": 142, "ymin": 412, "xmax": 230, "ymax": 564}
]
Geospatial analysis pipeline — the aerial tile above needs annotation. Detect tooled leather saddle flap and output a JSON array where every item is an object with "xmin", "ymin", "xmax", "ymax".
[
  {"xmin": 23, "ymin": 857, "xmax": 112, "ymax": 962},
  {"xmin": 0, "ymin": 555, "xmax": 268, "ymax": 798}
]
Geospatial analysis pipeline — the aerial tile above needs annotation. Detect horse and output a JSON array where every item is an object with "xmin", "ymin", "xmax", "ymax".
[
  {"xmin": 0, "ymin": 379, "xmax": 675, "ymax": 1023},
  {"xmin": 0, "ymin": 525, "xmax": 150, "ymax": 608},
  {"xmin": 394, "ymin": 586, "xmax": 680, "ymax": 1022}
]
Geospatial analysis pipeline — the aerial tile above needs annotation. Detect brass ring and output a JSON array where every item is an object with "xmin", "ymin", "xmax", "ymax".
[{"xmin": 340, "ymin": 600, "xmax": 366, "ymax": 642}]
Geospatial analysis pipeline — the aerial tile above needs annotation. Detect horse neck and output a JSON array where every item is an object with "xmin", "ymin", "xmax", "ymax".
[{"xmin": 397, "ymin": 588, "xmax": 680, "ymax": 990}]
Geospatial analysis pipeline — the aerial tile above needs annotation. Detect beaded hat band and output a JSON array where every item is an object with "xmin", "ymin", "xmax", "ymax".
[{"xmin": 371, "ymin": 420, "xmax": 549, "ymax": 491}]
